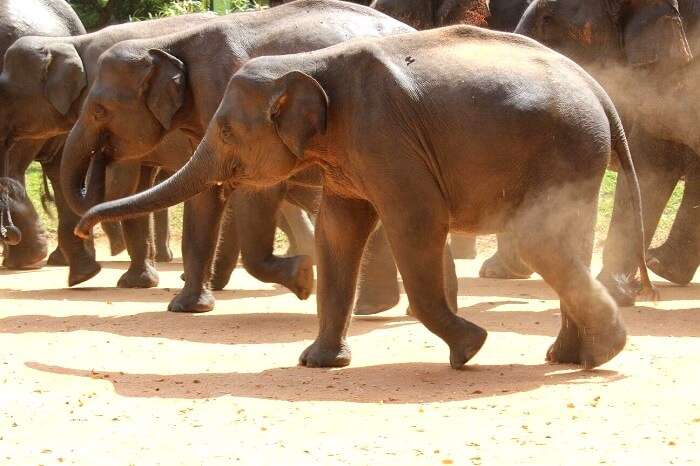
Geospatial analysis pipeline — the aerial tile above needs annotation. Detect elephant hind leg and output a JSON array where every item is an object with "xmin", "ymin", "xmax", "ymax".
[{"xmin": 514, "ymin": 189, "xmax": 626, "ymax": 369}]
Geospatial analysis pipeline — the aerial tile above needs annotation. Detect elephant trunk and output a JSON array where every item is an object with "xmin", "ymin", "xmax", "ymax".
[
  {"xmin": 75, "ymin": 138, "xmax": 225, "ymax": 238},
  {"xmin": 61, "ymin": 124, "xmax": 106, "ymax": 215},
  {"xmin": 513, "ymin": 2, "xmax": 536, "ymax": 36}
]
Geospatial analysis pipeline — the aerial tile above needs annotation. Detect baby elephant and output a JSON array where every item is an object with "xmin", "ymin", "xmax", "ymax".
[{"xmin": 77, "ymin": 26, "xmax": 654, "ymax": 369}]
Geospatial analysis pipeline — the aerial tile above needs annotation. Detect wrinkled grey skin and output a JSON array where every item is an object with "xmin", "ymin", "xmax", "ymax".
[
  {"xmin": 0, "ymin": 0, "xmax": 85, "ymax": 269},
  {"xmin": 515, "ymin": 0, "xmax": 700, "ymax": 304},
  {"xmin": 0, "ymin": 13, "xmax": 214, "ymax": 286},
  {"xmin": 78, "ymin": 26, "xmax": 654, "ymax": 370},
  {"xmin": 62, "ymin": 0, "xmax": 420, "ymax": 314}
]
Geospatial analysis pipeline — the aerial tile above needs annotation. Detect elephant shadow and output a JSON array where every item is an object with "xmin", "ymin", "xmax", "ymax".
[
  {"xmin": 457, "ymin": 276, "xmax": 700, "ymax": 302},
  {"xmin": 0, "ymin": 311, "xmax": 416, "ymax": 345},
  {"xmin": 25, "ymin": 361, "xmax": 624, "ymax": 403}
]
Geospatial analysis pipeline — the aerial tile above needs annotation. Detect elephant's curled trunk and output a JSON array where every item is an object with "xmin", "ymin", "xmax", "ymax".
[{"xmin": 74, "ymin": 141, "xmax": 220, "ymax": 238}]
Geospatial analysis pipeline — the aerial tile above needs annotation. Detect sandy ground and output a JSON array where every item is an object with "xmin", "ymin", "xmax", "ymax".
[{"xmin": 0, "ymin": 243, "xmax": 699, "ymax": 466}]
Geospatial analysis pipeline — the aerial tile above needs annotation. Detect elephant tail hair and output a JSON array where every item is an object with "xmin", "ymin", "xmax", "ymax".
[{"xmin": 608, "ymin": 111, "xmax": 658, "ymax": 302}]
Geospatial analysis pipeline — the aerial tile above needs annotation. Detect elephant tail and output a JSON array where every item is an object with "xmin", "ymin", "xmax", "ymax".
[
  {"xmin": 40, "ymin": 170, "xmax": 55, "ymax": 219},
  {"xmin": 608, "ymin": 110, "xmax": 658, "ymax": 301}
]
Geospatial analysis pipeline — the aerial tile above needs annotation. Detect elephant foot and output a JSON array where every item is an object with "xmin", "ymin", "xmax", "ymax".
[
  {"xmin": 299, "ymin": 339, "xmax": 351, "ymax": 368},
  {"xmin": 117, "ymin": 263, "xmax": 159, "ymax": 288},
  {"xmin": 646, "ymin": 247, "xmax": 696, "ymax": 285},
  {"xmin": 285, "ymin": 255, "xmax": 314, "ymax": 300},
  {"xmin": 68, "ymin": 257, "xmax": 102, "ymax": 287},
  {"xmin": 448, "ymin": 320, "xmax": 487, "ymax": 369},
  {"xmin": 597, "ymin": 271, "xmax": 638, "ymax": 307},
  {"xmin": 47, "ymin": 248, "xmax": 68, "ymax": 266},
  {"xmin": 210, "ymin": 269, "xmax": 234, "ymax": 291},
  {"xmin": 155, "ymin": 246, "xmax": 174, "ymax": 263},
  {"xmin": 168, "ymin": 288, "xmax": 215, "ymax": 313},
  {"xmin": 353, "ymin": 296, "xmax": 400, "ymax": 315},
  {"xmin": 546, "ymin": 335, "xmax": 581, "ymax": 365},
  {"xmin": 479, "ymin": 252, "xmax": 532, "ymax": 279},
  {"xmin": 578, "ymin": 320, "xmax": 627, "ymax": 370}
]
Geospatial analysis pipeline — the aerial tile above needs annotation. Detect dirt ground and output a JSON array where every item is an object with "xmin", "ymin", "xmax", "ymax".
[{"xmin": 0, "ymin": 241, "xmax": 698, "ymax": 466}]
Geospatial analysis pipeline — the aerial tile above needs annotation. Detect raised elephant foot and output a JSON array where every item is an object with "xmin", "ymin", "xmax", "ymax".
[
  {"xmin": 546, "ymin": 330, "xmax": 581, "ymax": 365},
  {"xmin": 646, "ymin": 246, "xmax": 697, "ymax": 285},
  {"xmin": 284, "ymin": 255, "xmax": 315, "ymax": 300},
  {"xmin": 109, "ymin": 238, "xmax": 126, "ymax": 257},
  {"xmin": 578, "ymin": 319, "xmax": 627, "ymax": 370},
  {"xmin": 155, "ymin": 245, "xmax": 174, "ymax": 263},
  {"xmin": 597, "ymin": 271, "xmax": 638, "ymax": 307},
  {"xmin": 67, "ymin": 257, "xmax": 102, "ymax": 287},
  {"xmin": 47, "ymin": 248, "xmax": 68, "ymax": 266},
  {"xmin": 479, "ymin": 252, "xmax": 533, "ymax": 279},
  {"xmin": 448, "ymin": 320, "xmax": 488, "ymax": 369},
  {"xmin": 117, "ymin": 263, "xmax": 159, "ymax": 288},
  {"xmin": 168, "ymin": 288, "xmax": 215, "ymax": 313},
  {"xmin": 299, "ymin": 339, "xmax": 352, "ymax": 368},
  {"xmin": 210, "ymin": 270, "xmax": 233, "ymax": 291}
]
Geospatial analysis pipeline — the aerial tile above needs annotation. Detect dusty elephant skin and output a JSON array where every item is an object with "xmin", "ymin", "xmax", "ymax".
[
  {"xmin": 515, "ymin": 0, "xmax": 700, "ymax": 304},
  {"xmin": 78, "ymin": 27, "xmax": 655, "ymax": 370},
  {"xmin": 0, "ymin": 12, "xmax": 215, "ymax": 286},
  {"xmin": 370, "ymin": 0, "xmax": 490, "ymax": 29},
  {"xmin": 61, "ymin": 0, "xmax": 416, "ymax": 314}
]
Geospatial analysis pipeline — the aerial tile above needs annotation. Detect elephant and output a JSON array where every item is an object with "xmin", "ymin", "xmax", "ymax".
[
  {"xmin": 369, "ymin": 0, "xmax": 490, "ymax": 29},
  {"xmin": 60, "ymin": 0, "xmax": 421, "ymax": 313},
  {"xmin": 515, "ymin": 0, "xmax": 700, "ymax": 304},
  {"xmin": 0, "ymin": 0, "xmax": 87, "ymax": 269},
  {"xmin": 0, "ymin": 12, "xmax": 215, "ymax": 286},
  {"xmin": 269, "ymin": 0, "xmax": 371, "ymax": 5},
  {"xmin": 76, "ymin": 26, "xmax": 655, "ymax": 369}
]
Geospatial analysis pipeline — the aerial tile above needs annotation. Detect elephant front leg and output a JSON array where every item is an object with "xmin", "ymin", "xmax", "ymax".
[
  {"xmin": 210, "ymin": 194, "xmax": 241, "ymax": 291},
  {"xmin": 169, "ymin": 187, "xmax": 226, "ymax": 313},
  {"xmin": 41, "ymin": 160, "xmax": 101, "ymax": 286},
  {"xmin": 299, "ymin": 194, "xmax": 378, "ymax": 368},
  {"xmin": 117, "ymin": 166, "xmax": 159, "ymax": 289},
  {"xmin": 234, "ymin": 186, "xmax": 314, "ymax": 300},
  {"xmin": 153, "ymin": 170, "xmax": 173, "ymax": 263}
]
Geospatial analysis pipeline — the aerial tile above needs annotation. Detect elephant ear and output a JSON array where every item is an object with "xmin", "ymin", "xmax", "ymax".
[
  {"xmin": 268, "ymin": 71, "xmax": 328, "ymax": 159},
  {"xmin": 623, "ymin": 0, "xmax": 692, "ymax": 68},
  {"xmin": 144, "ymin": 49, "xmax": 186, "ymax": 130},
  {"xmin": 44, "ymin": 43, "xmax": 87, "ymax": 116},
  {"xmin": 436, "ymin": 0, "xmax": 490, "ymax": 27}
]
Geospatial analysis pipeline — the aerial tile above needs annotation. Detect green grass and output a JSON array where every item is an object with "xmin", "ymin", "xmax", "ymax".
[{"xmin": 25, "ymin": 164, "xmax": 682, "ymax": 251}]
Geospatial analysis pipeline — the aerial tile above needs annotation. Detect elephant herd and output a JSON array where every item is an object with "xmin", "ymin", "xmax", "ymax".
[{"xmin": 0, "ymin": 0, "xmax": 695, "ymax": 371}]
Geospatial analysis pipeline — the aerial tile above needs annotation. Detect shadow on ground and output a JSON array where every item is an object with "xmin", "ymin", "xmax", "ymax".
[{"xmin": 25, "ymin": 361, "xmax": 623, "ymax": 403}]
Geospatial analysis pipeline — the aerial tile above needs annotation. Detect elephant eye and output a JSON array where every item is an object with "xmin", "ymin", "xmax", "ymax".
[
  {"xmin": 220, "ymin": 124, "xmax": 234, "ymax": 144},
  {"xmin": 93, "ymin": 104, "xmax": 108, "ymax": 121}
]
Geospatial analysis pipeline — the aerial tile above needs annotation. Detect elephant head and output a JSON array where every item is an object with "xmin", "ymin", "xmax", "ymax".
[
  {"xmin": 61, "ymin": 45, "xmax": 187, "ymax": 215},
  {"xmin": 0, "ymin": 37, "xmax": 87, "ymax": 148},
  {"xmin": 370, "ymin": 0, "xmax": 490, "ymax": 29},
  {"xmin": 515, "ymin": 0, "xmax": 693, "ymax": 70},
  {"xmin": 74, "ymin": 64, "xmax": 325, "ymax": 236},
  {"xmin": 0, "ymin": 177, "xmax": 48, "ymax": 269}
]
